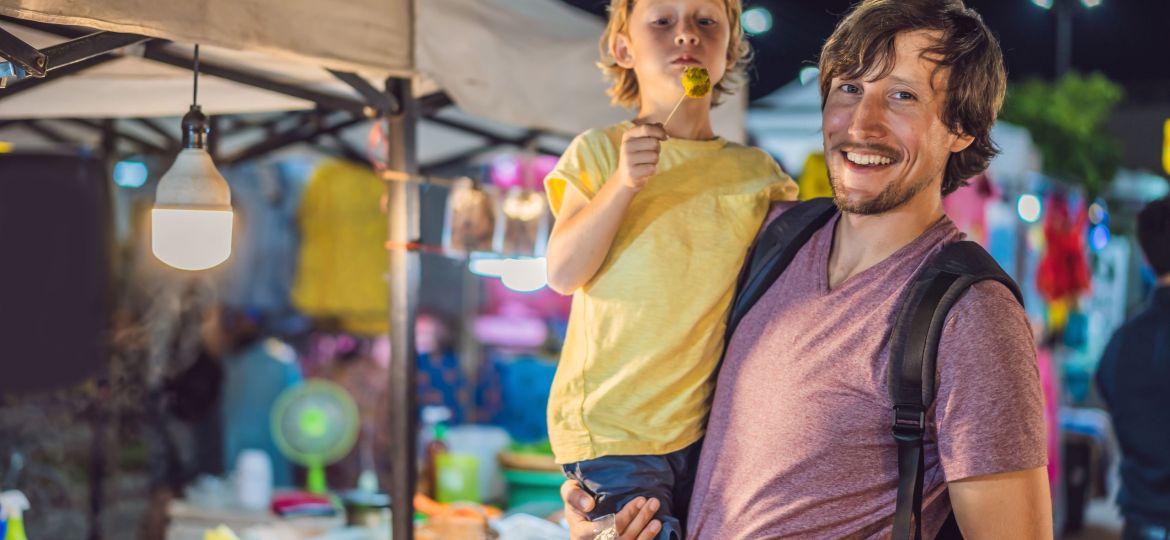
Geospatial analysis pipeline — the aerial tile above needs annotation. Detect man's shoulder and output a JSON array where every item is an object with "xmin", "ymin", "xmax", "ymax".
[
  {"xmin": 946, "ymin": 276, "xmax": 1024, "ymax": 322},
  {"xmin": 1108, "ymin": 301, "xmax": 1170, "ymax": 349},
  {"xmin": 939, "ymin": 276, "xmax": 1032, "ymax": 356},
  {"xmin": 1129, "ymin": 294, "xmax": 1170, "ymax": 327}
]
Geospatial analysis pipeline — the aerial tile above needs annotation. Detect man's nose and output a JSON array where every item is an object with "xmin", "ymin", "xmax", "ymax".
[{"xmin": 848, "ymin": 92, "xmax": 888, "ymax": 140}]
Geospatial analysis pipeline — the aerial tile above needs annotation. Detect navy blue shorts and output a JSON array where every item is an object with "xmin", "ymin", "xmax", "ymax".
[{"xmin": 562, "ymin": 440, "xmax": 703, "ymax": 540}]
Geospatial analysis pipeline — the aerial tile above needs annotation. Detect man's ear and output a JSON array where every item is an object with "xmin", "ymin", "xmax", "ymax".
[
  {"xmin": 950, "ymin": 132, "xmax": 975, "ymax": 153},
  {"xmin": 613, "ymin": 33, "xmax": 635, "ymax": 69}
]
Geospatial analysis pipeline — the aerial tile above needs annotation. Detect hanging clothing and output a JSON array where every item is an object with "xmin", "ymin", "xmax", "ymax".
[
  {"xmin": 221, "ymin": 338, "xmax": 303, "ymax": 487},
  {"xmin": 291, "ymin": 160, "xmax": 389, "ymax": 336},
  {"xmin": 943, "ymin": 172, "xmax": 999, "ymax": 246},
  {"xmin": 217, "ymin": 160, "xmax": 309, "ymax": 314},
  {"xmin": 317, "ymin": 349, "xmax": 392, "ymax": 492},
  {"xmin": 1036, "ymin": 193, "xmax": 1091, "ymax": 301},
  {"xmin": 797, "ymin": 152, "xmax": 832, "ymax": 201}
]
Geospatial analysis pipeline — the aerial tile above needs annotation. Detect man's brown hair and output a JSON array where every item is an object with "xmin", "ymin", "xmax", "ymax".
[{"xmin": 818, "ymin": 0, "xmax": 1006, "ymax": 196}]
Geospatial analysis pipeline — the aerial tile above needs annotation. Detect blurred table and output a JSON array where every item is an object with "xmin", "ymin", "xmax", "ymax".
[{"xmin": 165, "ymin": 498, "xmax": 344, "ymax": 540}]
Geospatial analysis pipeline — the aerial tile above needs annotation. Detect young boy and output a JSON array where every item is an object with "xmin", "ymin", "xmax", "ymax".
[{"xmin": 543, "ymin": 0, "xmax": 798, "ymax": 537}]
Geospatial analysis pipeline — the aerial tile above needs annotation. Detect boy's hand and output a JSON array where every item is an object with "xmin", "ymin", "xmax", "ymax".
[
  {"xmin": 617, "ymin": 123, "xmax": 667, "ymax": 192},
  {"xmin": 561, "ymin": 480, "xmax": 663, "ymax": 540}
]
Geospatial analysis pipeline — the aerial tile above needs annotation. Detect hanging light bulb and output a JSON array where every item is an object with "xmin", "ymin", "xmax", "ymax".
[
  {"xmin": 499, "ymin": 257, "xmax": 548, "ymax": 292},
  {"xmin": 151, "ymin": 44, "xmax": 233, "ymax": 271}
]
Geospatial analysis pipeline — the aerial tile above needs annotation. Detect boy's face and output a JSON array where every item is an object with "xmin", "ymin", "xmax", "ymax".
[
  {"xmin": 822, "ymin": 30, "xmax": 974, "ymax": 215},
  {"xmin": 615, "ymin": 0, "xmax": 731, "ymax": 105}
]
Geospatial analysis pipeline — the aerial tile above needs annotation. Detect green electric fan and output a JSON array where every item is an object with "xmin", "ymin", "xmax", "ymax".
[{"xmin": 271, "ymin": 379, "xmax": 360, "ymax": 493}]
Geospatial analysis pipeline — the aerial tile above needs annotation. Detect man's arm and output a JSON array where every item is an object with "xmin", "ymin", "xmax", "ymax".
[
  {"xmin": 949, "ymin": 466, "xmax": 1052, "ymax": 539},
  {"xmin": 933, "ymin": 283, "xmax": 1051, "ymax": 538}
]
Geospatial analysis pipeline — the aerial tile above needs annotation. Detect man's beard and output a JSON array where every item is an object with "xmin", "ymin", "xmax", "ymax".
[{"xmin": 829, "ymin": 168, "xmax": 932, "ymax": 216}]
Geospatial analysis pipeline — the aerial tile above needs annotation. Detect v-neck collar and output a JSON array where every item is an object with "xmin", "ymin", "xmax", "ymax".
[{"xmin": 815, "ymin": 213, "xmax": 956, "ymax": 295}]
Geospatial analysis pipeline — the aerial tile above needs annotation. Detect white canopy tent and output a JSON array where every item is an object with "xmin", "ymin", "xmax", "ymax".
[
  {"xmin": 0, "ymin": 0, "xmax": 745, "ymax": 137},
  {"xmin": 0, "ymin": 2, "xmax": 750, "ymax": 537}
]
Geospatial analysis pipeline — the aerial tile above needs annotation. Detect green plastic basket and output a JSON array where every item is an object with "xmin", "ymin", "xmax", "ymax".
[{"xmin": 503, "ymin": 468, "xmax": 565, "ymax": 509}]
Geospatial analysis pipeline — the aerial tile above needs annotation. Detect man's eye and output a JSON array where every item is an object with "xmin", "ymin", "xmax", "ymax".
[
  {"xmin": 892, "ymin": 91, "xmax": 916, "ymax": 100},
  {"xmin": 839, "ymin": 83, "xmax": 860, "ymax": 94}
]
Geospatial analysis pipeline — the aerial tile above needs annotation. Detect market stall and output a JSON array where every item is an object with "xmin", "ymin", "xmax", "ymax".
[{"xmin": 0, "ymin": 1, "xmax": 747, "ymax": 537}]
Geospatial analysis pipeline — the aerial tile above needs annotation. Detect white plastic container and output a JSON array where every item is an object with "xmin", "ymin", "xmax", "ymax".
[
  {"xmin": 442, "ymin": 425, "xmax": 512, "ymax": 503},
  {"xmin": 235, "ymin": 449, "xmax": 273, "ymax": 511}
]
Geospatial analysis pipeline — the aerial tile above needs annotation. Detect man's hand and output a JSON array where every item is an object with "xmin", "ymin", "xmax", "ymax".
[
  {"xmin": 561, "ymin": 480, "xmax": 663, "ymax": 540},
  {"xmin": 616, "ymin": 123, "xmax": 666, "ymax": 192}
]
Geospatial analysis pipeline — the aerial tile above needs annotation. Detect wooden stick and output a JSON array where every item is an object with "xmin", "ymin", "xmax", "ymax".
[{"xmin": 662, "ymin": 94, "xmax": 686, "ymax": 128}]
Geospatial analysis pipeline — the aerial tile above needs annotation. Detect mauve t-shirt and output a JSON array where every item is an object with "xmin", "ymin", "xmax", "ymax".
[{"xmin": 687, "ymin": 209, "xmax": 1047, "ymax": 539}]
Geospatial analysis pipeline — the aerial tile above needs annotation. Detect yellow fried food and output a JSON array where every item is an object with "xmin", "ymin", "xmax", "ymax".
[
  {"xmin": 204, "ymin": 525, "xmax": 241, "ymax": 540},
  {"xmin": 682, "ymin": 66, "xmax": 711, "ymax": 98}
]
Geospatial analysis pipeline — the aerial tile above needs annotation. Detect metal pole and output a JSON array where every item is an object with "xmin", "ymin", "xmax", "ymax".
[
  {"xmin": 386, "ymin": 76, "xmax": 419, "ymax": 540},
  {"xmin": 1055, "ymin": 0, "xmax": 1073, "ymax": 78},
  {"xmin": 88, "ymin": 119, "xmax": 118, "ymax": 540}
]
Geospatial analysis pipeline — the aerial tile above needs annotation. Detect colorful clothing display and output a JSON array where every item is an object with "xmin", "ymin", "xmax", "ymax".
[
  {"xmin": 217, "ymin": 160, "xmax": 309, "ymax": 314},
  {"xmin": 221, "ymin": 338, "xmax": 303, "ymax": 487},
  {"xmin": 796, "ymin": 152, "xmax": 832, "ymax": 201},
  {"xmin": 417, "ymin": 350, "xmax": 471, "ymax": 425},
  {"xmin": 1036, "ymin": 346, "xmax": 1062, "ymax": 491},
  {"xmin": 291, "ymin": 160, "xmax": 389, "ymax": 336},
  {"xmin": 1036, "ymin": 193, "xmax": 1091, "ymax": 302},
  {"xmin": 475, "ymin": 352, "xmax": 557, "ymax": 443},
  {"xmin": 942, "ymin": 172, "xmax": 999, "ymax": 245},
  {"xmin": 318, "ymin": 350, "xmax": 393, "ymax": 492}
]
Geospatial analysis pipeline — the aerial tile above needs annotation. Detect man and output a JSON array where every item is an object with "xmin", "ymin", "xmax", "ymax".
[
  {"xmin": 561, "ymin": 1, "xmax": 1052, "ymax": 538},
  {"xmin": 1096, "ymin": 197, "xmax": 1170, "ymax": 540}
]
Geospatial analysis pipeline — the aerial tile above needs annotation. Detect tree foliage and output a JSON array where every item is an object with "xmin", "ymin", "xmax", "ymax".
[{"xmin": 1000, "ymin": 72, "xmax": 1124, "ymax": 198}]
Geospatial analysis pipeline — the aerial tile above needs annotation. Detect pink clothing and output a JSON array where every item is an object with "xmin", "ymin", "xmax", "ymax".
[
  {"xmin": 942, "ymin": 172, "xmax": 998, "ymax": 245},
  {"xmin": 687, "ymin": 210, "xmax": 1047, "ymax": 539},
  {"xmin": 1036, "ymin": 346, "xmax": 1062, "ymax": 491}
]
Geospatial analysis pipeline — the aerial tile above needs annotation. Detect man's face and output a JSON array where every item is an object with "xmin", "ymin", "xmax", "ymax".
[
  {"xmin": 822, "ymin": 30, "xmax": 974, "ymax": 215},
  {"xmin": 616, "ymin": 0, "xmax": 730, "ymax": 106}
]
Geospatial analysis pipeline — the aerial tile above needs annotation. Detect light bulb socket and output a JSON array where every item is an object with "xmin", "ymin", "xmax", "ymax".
[{"xmin": 181, "ymin": 105, "xmax": 210, "ymax": 149}]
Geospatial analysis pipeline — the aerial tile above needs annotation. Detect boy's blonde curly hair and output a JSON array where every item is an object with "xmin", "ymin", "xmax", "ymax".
[{"xmin": 598, "ymin": 0, "xmax": 752, "ymax": 109}]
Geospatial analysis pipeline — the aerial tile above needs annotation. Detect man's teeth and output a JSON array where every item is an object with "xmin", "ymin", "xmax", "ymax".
[{"xmin": 845, "ymin": 152, "xmax": 893, "ymax": 166}]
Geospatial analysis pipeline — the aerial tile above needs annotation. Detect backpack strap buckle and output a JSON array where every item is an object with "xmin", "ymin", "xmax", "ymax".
[{"xmin": 891, "ymin": 405, "xmax": 926, "ymax": 441}]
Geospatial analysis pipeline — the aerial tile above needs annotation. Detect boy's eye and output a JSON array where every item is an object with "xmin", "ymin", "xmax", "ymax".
[
  {"xmin": 839, "ymin": 83, "xmax": 860, "ymax": 94},
  {"xmin": 652, "ymin": 17, "xmax": 671, "ymax": 26},
  {"xmin": 697, "ymin": 17, "xmax": 716, "ymax": 26}
]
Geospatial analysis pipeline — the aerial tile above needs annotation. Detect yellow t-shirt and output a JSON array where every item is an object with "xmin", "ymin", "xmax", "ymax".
[{"xmin": 544, "ymin": 121, "xmax": 799, "ymax": 463}]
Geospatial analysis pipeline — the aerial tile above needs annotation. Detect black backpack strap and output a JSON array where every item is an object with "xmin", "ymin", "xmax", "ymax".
[
  {"xmin": 724, "ymin": 198, "xmax": 838, "ymax": 344},
  {"xmin": 888, "ymin": 241, "xmax": 1023, "ymax": 540}
]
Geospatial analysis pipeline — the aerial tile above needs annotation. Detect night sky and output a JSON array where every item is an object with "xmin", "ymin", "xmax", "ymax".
[{"xmin": 559, "ymin": 0, "xmax": 1170, "ymax": 102}]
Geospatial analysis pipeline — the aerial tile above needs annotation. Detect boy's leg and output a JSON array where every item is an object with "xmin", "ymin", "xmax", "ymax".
[{"xmin": 563, "ymin": 453, "xmax": 684, "ymax": 540}]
